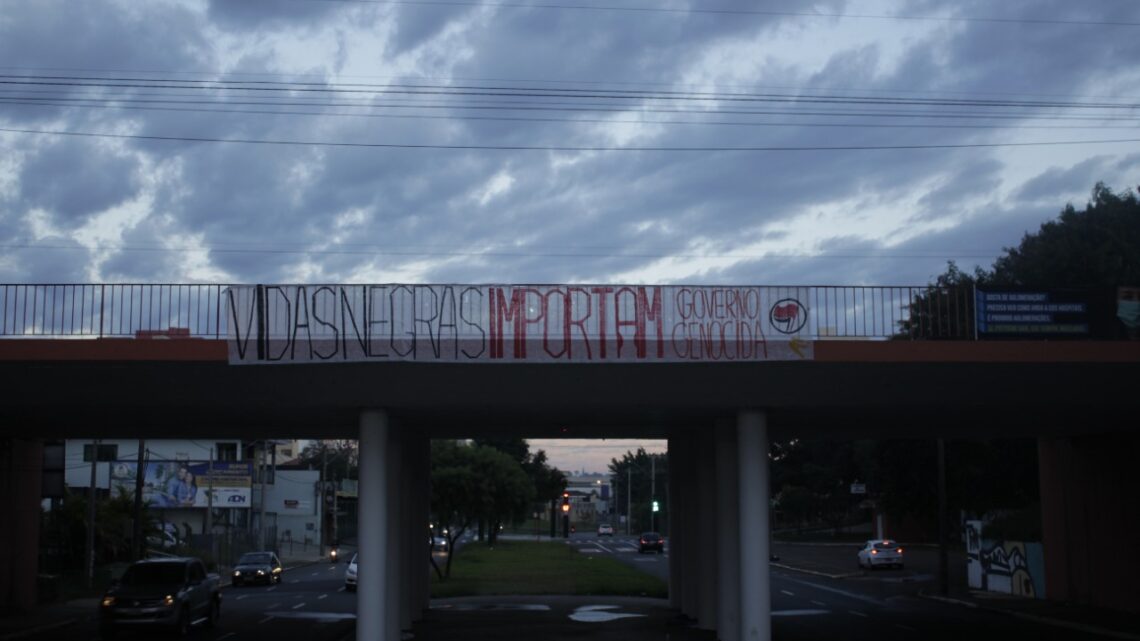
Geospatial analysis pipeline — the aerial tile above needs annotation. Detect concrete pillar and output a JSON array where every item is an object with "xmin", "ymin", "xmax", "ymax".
[
  {"xmin": 357, "ymin": 411, "xmax": 390, "ymax": 641},
  {"xmin": 697, "ymin": 430, "xmax": 718, "ymax": 630},
  {"xmin": 410, "ymin": 433, "xmax": 428, "ymax": 615},
  {"xmin": 386, "ymin": 429, "xmax": 404, "ymax": 641},
  {"xmin": 737, "ymin": 410, "xmax": 771, "ymax": 641},
  {"xmin": 681, "ymin": 433, "xmax": 700, "ymax": 619},
  {"xmin": 667, "ymin": 437, "xmax": 681, "ymax": 610},
  {"xmin": 399, "ymin": 433, "xmax": 414, "ymax": 633},
  {"xmin": 0, "ymin": 439, "xmax": 43, "ymax": 611},
  {"xmin": 715, "ymin": 421, "xmax": 741, "ymax": 641}
]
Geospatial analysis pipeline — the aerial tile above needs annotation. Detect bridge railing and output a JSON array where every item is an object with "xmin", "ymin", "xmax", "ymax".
[{"xmin": 0, "ymin": 283, "xmax": 975, "ymax": 341}]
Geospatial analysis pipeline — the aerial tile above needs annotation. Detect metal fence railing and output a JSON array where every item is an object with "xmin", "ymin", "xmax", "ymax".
[{"xmin": 0, "ymin": 283, "xmax": 977, "ymax": 341}]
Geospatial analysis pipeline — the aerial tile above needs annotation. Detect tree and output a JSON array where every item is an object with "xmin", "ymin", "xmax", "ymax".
[
  {"xmin": 898, "ymin": 182, "xmax": 1140, "ymax": 339},
  {"xmin": 297, "ymin": 440, "xmax": 358, "ymax": 480},
  {"xmin": 429, "ymin": 440, "xmax": 535, "ymax": 578},
  {"xmin": 608, "ymin": 448, "xmax": 668, "ymax": 534}
]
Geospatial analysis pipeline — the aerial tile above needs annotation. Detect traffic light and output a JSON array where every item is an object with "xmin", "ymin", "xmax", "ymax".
[
  {"xmin": 561, "ymin": 491, "xmax": 571, "ymax": 514},
  {"xmin": 652, "ymin": 500, "xmax": 660, "ymax": 513}
]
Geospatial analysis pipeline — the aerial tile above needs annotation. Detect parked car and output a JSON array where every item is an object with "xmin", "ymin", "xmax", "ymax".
[
  {"xmin": 638, "ymin": 532, "xmax": 665, "ymax": 554},
  {"xmin": 597, "ymin": 523, "xmax": 615, "ymax": 537},
  {"xmin": 231, "ymin": 551, "xmax": 282, "ymax": 586},
  {"xmin": 857, "ymin": 539, "xmax": 904, "ymax": 569},
  {"xmin": 344, "ymin": 553, "xmax": 358, "ymax": 592},
  {"xmin": 99, "ymin": 557, "xmax": 220, "ymax": 639}
]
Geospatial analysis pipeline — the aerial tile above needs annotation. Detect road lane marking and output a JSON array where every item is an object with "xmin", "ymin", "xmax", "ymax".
[
  {"xmin": 848, "ymin": 610, "xmax": 868, "ymax": 618},
  {"xmin": 292, "ymin": 602, "xmax": 306, "ymax": 610},
  {"xmin": 235, "ymin": 595, "xmax": 249, "ymax": 600},
  {"xmin": 217, "ymin": 633, "xmax": 237, "ymax": 641},
  {"xmin": 781, "ymin": 590, "xmax": 795, "ymax": 597},
  {"xmin": 896, "ymin": 624, "xmax": 917, "ymax": 632},
  {"xmin": 318, "ymin": 594, "xmax": 328, "ymax": 600},
  {"xmin": 258, "ymin": 616, "xmax": 274, "ymax": 624},
  {"xmin": 781, "ymin": 577, "xmax": 883, "ymax": 606},
  {"xmin": 337, "ymin": 586, "xmax": 346, "ymax": 592},
  {"xmin": 311, "ymin": 571, "xmax": 319, "ymax": 576},
  {"xmin": 267, "ymin": 586, "xmax": 277, "ymax": 592},
  {"xmin": 811, "ymin": 600, "xmax": 826, "ymax": 607}
]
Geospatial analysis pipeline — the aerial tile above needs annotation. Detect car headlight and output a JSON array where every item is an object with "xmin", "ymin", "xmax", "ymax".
[
  {"xmin": 163, "ymin": 595, "xmax": 175, "ymax": 607},
  {"xmin": 256, "ymin": 569, "xmax": 265, "ymax": 575},
  {"xmin": 101, "ymin": 596, "xmax": 116, "ymax": 607},
  {"xmin": 233, "ymin": 570, "xmax": 242, "ymax": 576}
]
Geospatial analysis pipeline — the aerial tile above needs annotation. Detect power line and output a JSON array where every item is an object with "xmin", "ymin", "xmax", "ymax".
[
  {"xmin": 2, "ymin": 65, "xmax": 1136, "ymax": 102},
  {"xmin": 7, "ymin": 89, "xmax": 1137, "ymax": 122},
  {"xmin": 290, "ymin": 0, "xmax": 1140, "ymax": 28},
  {"xmin": 2, "ymin": 75, "xmax": 1136, "ymax": 109},
  {"xmin": 3, "ymin": 125, "xmax": 1138, "ymax": 152},
  {"xmin": 4, "ymin": 97, "xmax": 1136, "ymax": 131},
  {"xmin": 0, "ymin": 241, "xmax": 1011, "ymax": 261}
]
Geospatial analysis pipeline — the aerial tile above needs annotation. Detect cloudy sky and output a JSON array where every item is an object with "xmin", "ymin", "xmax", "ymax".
[{"xmin": 2, "ymin": 0, "xmax": 1137, "ymax": 470}]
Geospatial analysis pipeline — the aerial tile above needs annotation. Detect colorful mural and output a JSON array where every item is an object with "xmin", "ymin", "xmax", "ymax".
[{"xmin": 965, "ymin": 520, "xmax": 1045, "ymax": 599}]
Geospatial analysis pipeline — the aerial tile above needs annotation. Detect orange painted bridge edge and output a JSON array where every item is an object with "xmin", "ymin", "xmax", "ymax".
[{"xmin": 1, "ymin": 338, "xmax": 1139, "ymax": 363}]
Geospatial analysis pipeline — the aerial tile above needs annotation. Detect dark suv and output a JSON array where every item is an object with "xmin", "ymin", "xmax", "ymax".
[{"xmin": 638, "ymin": 532, "xmax": 665, "ymax": 554}]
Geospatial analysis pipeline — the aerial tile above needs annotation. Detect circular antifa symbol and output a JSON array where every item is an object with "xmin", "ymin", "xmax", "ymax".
[{"xmin": 769, "ymin": 298, "xmax": 808, "ymax": 335}]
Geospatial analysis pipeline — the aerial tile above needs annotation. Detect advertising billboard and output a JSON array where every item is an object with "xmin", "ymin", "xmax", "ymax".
[{"xmin": 111, "ymin": 460, "xmax": 253, "ymax": 509}]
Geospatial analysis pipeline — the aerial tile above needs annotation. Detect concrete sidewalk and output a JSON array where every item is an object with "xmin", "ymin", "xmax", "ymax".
[{"xmin": 920, "ymin": 589, "xmax": 1140, "ymax": 641}]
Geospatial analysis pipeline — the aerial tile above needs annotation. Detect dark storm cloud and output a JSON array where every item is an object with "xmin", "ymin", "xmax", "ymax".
[
  {"xmin": 1012, "ymin": 155, "xmax": 1140, "ymax": 204},
  {"xmin": 206, "ymin": 0, "xmax": 346, "ymax": 30},
  {"xmin": 16, "ymin": 139, "xmax": 139, "ymax": 224},
  {"xmin": 2, "ymin": 0, "xmax": 1138, "ymax": 288}
]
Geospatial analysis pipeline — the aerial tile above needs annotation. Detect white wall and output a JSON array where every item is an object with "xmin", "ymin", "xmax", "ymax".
[
  {"xmin": 259, "ymin": 469, "xmax": 323, "ymax": 548},
  {"xmin": 64, "ymin": 439, "xmax": 244, "ymax": 490}
]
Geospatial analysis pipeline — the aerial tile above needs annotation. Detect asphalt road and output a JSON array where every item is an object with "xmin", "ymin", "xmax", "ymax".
[
  {"xmin": 25, "ymin": 539, "xmax": 1122, "ymax": 641},
  {"xmin": 36, "ymin": 561, "xmax": 359, "ymax": 641}
]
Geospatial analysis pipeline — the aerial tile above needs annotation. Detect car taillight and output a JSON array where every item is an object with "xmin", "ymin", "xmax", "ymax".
[
  {"xmin": 640, "ymin": 539, "xmax": 646, "ymax": 544},
  {"xmin": 897, "ymin": 548, "xmax": 903, "ymax": 554},
  {"xmin": 871, "ymin": 549, "xmax": 878, "ymax": 555}
]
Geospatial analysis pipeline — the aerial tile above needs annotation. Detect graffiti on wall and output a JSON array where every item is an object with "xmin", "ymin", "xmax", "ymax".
[{"xmin": 965, "ymin": 520, "xmax": 1045, "ymax": 599}]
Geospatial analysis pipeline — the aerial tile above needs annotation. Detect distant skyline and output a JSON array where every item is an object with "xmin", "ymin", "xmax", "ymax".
[{"xmin": 528, "ymin": 439, "xmax": 667, "ymax": 476}]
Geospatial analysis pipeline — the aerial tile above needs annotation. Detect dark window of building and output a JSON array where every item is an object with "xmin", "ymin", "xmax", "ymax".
[
  {"xmin": 82, "ymin": 444, "xmax": 118, "ymax": 462},
  {"xmin": 216, "ymin": 443, "xmax": 238, "ymax": 461}
]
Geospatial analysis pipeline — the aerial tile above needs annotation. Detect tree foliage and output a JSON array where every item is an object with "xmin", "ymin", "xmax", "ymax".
[
  {"xmin": 898, "ymin": 182, "xmax": 1140, "ymax": 339},
  {"xmin": 430, "ymin": 440, "xmax": 535, "ymax": 578},
  {"xmin": 608, "ymin": 448, "xmax": 668, "ymax": 534}
]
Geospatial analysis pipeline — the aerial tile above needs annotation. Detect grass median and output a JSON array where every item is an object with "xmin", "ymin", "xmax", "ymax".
[{"xmin": 430, "ymin": 541, "xmax": 667, "ymax": 599}]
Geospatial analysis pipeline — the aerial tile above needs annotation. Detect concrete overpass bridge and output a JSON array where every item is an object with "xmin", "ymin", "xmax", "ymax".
[{"xmin": 1, "ymin": 283, "xmax": 1137, "ymax": 640}]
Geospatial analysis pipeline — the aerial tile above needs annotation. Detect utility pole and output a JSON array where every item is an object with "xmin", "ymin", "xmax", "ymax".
[
  {"xmin": 206, "ymin": 448, "xmax": 214, "ymax": 535},
  {"xmin": 86, "ymin": 439, "xmax": 99, "ymax": 589},
  {"xmin": 650, "ymin": 456, "xmax": 656, "ymax": 531},
  {"xmin": 259, "ymin": 442, "xmax": 268, "ymax": 550},
  {"xmin": 321, "ymin": 445, "xmax": 328, "ymax": 556},
  {"xmin": 131, "ymin": 440, "xmax": 146, "ymax": 561},
  {"xmin": 626, "ymin": 466, "xmax": 632, "ymax": 535},
  {"xmin": 937, "ymin": 438, "xmax": 949, "ymax": 596}
]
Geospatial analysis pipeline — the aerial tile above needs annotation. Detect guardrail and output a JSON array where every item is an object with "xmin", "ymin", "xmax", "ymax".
[{"xmin": 0, "ymin": 283, "xmax": 975, "ymax": 340}]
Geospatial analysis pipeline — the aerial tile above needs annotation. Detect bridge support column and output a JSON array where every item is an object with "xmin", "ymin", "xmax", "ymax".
[
  {"xmin": 737, "ymin": 410, "xmax": 771, "ymax": 641},
  {"xmin": 357, "ymin": 410, "xmax": 390, "ymax": 641},
  {"xmin": 0, "ymin": 438, "xmax": 43, "ymax": 612},
  {"xmin": 680, "ymin": 433, "xmax": 700, "ymax": 619},
  {"xmin": 387, "ymin": 428, "xmax": 404, "ymax": 641},
  {"xmin": 715, "ymin": 421, "xmax": 741, "ymax": 641},
  {"xmin": 697, "ymin": 430, "xmax": 718, "ymax": 629},
  {"xmin": 667, "ymin": 438, "xmax": 681, "ymax": 609},
  {"xmin": 414, "ymin": 436, "xmax": 431, "ymax": 618}
]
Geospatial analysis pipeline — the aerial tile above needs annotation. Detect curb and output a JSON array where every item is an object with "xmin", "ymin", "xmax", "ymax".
[
  {"xmin": 917, "ymin": 592, "xmax": 1140, "ymax": 641},
  {"xmin": 770, "ymin": 563, "xmax": 861, "ymax": 580},
  {"xmin": 0, "ymin": 617, "xmax": 77, "ymax": 641}
]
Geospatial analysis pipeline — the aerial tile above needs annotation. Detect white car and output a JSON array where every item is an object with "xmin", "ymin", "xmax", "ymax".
[
  {"xmin": 597, "ymin": 523, "xmax": 614, "ymax": 537},
  {"xmin": 857, "ymin": 540, "xmax": 904, "ymax": 569},
  {"xmin": 344, "ymin": 553, "xmax": 358, "ymax": 592}
]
